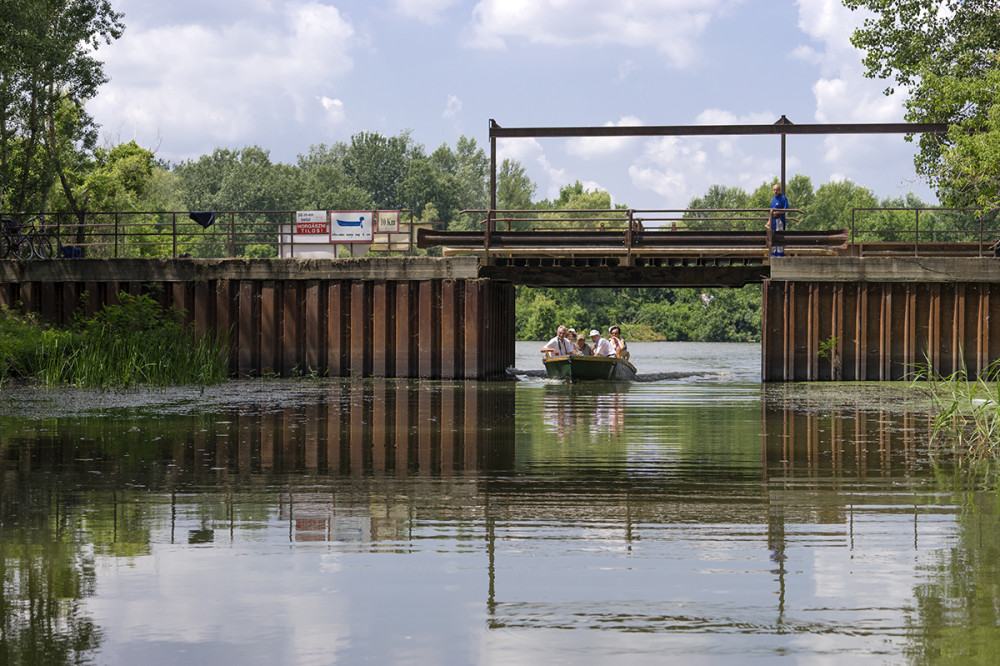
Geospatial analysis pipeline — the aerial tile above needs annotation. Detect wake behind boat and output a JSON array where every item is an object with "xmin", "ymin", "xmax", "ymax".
[{"xmin": 543, "ymin": 354, "xmax": 637, "ymax": 382}]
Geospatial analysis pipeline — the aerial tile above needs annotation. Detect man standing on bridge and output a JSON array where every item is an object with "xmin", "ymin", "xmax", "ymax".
[{"xmin": 768, "ymin": 183, "xmax": 789, "ymax": 257}]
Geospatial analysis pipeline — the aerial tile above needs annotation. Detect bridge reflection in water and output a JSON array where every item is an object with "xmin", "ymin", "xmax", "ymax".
[{"xmin": 0, "ymin": 381, "xmax": 962, "ymax": 657}]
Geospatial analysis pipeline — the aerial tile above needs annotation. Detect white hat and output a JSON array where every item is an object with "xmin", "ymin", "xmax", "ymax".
[
  {"xmin": 567, "ymin": 328, "xmax": 576, "ymax": 333},
  {"xmin": 589, "ymin": 329, "xmax": 600, "ymax": 336}
]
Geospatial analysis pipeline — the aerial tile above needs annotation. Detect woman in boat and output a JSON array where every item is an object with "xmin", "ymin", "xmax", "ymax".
[
  {"xmin": 609, "ymin": 326, "xmax": 627, "ymax": 358},
  {"xmin": 573, "ymin": 336, "xmax": 593, "ymax": 356}
]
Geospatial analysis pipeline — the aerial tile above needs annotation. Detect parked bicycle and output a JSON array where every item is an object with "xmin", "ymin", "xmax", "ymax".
[{"xmin": 1, "ymin": 215, "xmax": 55, "ymax": 260}]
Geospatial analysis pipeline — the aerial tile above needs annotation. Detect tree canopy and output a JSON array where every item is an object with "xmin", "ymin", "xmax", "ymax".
[{"xmin": 845, "ymin": 0, "xmax": 1000, "ymax": 210}]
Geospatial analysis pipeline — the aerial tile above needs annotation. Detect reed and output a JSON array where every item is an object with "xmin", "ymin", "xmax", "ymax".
[
  {"xmin": 914, "ymin": 360, "xmax": 1000, "ymax": 466},
  {"xmin": 1, "ymin": 294, "xmax": 229, "ymax": 387}
]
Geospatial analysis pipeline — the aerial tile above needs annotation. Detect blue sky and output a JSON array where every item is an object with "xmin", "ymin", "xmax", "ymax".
[{"xmin": 89, "ymin": 0, "xmax": 935, "ymax": 209}]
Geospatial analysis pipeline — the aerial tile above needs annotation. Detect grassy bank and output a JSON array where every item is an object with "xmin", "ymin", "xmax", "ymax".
[{"xmin": 0, "ymin": 293, "xmax": 228, "ymax": 387}]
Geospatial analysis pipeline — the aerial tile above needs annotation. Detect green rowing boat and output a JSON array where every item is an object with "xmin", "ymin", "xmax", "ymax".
[{"xmin": 543, "ymin": 354, "xmax": 637, "ymax": 382}]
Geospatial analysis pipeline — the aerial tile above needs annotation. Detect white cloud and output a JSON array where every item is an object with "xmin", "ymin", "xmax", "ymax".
[
  {"xmin": 794, "ymin": 0, "xmax": 907, "ymax": 167},
  {"xmin": 320, "ymin": 97, "xmax": 346, "ymax": 125},
  {"xmin": 90, "ymin": 2, "xmax": 355, "ymax": 160},
  {"xmin": 465, "ymin": 0, "xmax": 731, "ymax": 67},
  {"xmin": 497, "ymin": 137, "xmax": 543, "ymax": 164},
  {"xmin": 566, "ymin": 115, "xmax": 643, "ymax": 158},
  {"xmin": 391, "ymin": 0, "xmax": 458, "ymax": 23},
  {"xmin": 442, "ymin": 95, "xmax": 462, "ymax": 120}
]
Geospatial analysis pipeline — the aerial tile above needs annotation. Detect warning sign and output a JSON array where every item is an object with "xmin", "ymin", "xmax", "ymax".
[{"xmin": 296, "ymin": 210, "xmax": 328, "ymax": 235}]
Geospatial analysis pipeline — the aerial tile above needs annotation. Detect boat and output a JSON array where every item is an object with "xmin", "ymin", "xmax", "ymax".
[{"xmin": 543, "ymin": 354, "xmax": 637, "ymax": 382}]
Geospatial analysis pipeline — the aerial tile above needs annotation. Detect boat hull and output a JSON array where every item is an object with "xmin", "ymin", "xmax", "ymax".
[{"xmin": 543, "ymin": 355, "xmax": 637, "ymax": 382}]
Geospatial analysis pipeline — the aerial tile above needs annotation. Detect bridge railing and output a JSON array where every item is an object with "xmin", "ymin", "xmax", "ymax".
[
  {"xmin": 0, "ymin": 210, "xmax": 427, "ymax": 259},
  {"xmin": 443, "ymin": 207, "xmax": 812, "ymax": 261},
  {"xmin": 851, "ymin": 207, "xmax": 1000, "ymax": 257}
]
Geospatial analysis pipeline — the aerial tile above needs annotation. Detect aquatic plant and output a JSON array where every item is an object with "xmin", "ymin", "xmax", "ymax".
[
  {"xmin": 915, "ymin": 361, "xmax": 1000, "ymax": 469},
  {"xmin": 0, "ymin": 294, "xmax": 229, "ymax": 387}
]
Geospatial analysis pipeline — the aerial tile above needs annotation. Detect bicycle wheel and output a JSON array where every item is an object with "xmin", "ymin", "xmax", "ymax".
[
  {"xmin": 12, "ymin": 237, "xmax": 32, "ymax": 260},
  {"xmin": 31, "ymin": 234, "xmax": 54, "ymax": 259}
]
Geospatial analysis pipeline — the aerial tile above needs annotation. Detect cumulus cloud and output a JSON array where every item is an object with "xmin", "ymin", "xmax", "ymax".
[
  {"xmin": 566, "ymin": 115, "xmax": 644, "ymax": 158},
  {"xmin": 464, "ymin": 0, "xmax": 732, "ymax": 68},
  {"xmin": 320, "ymin": 97, "xmax": 347, "ymax": 125},
  {"xmin": 89, "ymin": 2, "xmax": 355, "ymax": 160},
  {"xmin": 793, "ymin": 0, "xmax": 907, "ymax": 166}
]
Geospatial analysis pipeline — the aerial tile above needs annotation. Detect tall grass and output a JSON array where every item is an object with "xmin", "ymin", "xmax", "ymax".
[
  {"xmin": 914, "ymin": 361, "xmax": 1000, "ymax": 469},
  {"xmin": 0, "ymin": 294, "xmax": 228, "ymax": 387}
]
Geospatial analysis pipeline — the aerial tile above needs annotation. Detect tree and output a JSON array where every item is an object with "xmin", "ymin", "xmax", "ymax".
[
  {"xmin": 805, "ymin": 180, "xmax": 879, "ymax": 233},
  {"xmin": 844, "ymin": 0, "xmax": 1000, "ymax": 204},
  {"xmin": 342, "ymin": 130, "xmax": 421, "ymax": 210},
  {"xmin": 0, "ymin": 0, "xmax": 124, "ymax": 213}
]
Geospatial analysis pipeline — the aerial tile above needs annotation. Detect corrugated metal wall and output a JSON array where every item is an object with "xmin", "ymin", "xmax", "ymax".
[
  {"xmin": 0, "ymin": 278, "xmax": 515, "ymax": 379},
  {"xmin": 763, "ymin": 280, "xmax": 1000, "ymax": 381}
]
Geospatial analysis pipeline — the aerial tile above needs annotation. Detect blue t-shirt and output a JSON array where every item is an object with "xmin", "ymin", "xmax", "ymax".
[{"xmin": 771, "ymin": 194, "xmax": 789, "ymax": 223}]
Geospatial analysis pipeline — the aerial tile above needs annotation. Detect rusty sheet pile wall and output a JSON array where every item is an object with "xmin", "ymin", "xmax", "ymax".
[
  {"xmin": 0, "ymin": 259, "xmax": 514, "ymax": 379},
  {"xmin": 763, "ymin": 280, "xmax": 1000, "ymax": 381}
]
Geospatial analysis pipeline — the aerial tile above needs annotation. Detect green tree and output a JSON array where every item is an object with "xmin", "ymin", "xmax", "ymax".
[
  {"xmin": 845, "ymin": 0, "xmax": 1000, "ymax": 205},
  {"xmin": 0, "ymin": 0, "xmax": 124, "ymax": 214},
  {"xmin": 342, "ymin": 130, "xmax": 421, "ymax": 210}
]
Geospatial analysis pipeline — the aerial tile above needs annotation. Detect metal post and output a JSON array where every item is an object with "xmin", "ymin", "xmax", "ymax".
[
  {"xmin": 489, "ymin": 119, "xmax": 498, "ymax": 211},
  {"xmin": 914, "ymin": 209, "xmax": 919, "ymax": 256},
  {"xmin": 114, "ymin": 213, "xmax": 119, "ymax": 258},
  {"xmin": 172, "ymin": 212, "xmax": 177, "ymax": 258}
]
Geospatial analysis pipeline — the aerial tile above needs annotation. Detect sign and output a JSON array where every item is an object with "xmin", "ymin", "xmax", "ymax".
[
  {"xmin": 296, "ymin": 210, "xmax": 328, "ymax": 235},
  {"xmin": 329, "ymin": 210, "xmax": 373, "ymax": 243},
  {"xmin": 376, "ymin": 210, "xmax": 400, "ymax": 233}
]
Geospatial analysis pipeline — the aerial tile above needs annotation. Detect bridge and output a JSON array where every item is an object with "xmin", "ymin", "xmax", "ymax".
[{"xmin": 3, "ymin": 118, "xmax": 998, "ymax": 382}]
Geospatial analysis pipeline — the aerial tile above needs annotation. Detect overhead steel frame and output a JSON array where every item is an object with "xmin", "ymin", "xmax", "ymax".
[{"xmin": 487, "ymin": 116, "xmax": 948, "ymax": 211}]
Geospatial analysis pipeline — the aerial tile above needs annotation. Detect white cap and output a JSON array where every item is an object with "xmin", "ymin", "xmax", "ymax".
[
  {"xmin": 567, "ymin": 328, "xmax": 576, "ymax": 333},
  {"xmin": 589, "ymin": 329, "xmax": 600, "ymax": 336}
]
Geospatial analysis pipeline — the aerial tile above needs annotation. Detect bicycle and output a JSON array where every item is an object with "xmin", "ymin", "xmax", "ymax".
[{"xmin": 1, "ymin": 215, "xmax": 55, "ymax": 260}]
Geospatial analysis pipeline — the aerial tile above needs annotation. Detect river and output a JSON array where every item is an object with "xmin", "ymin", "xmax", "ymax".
[{"xmin": 1, "ymin": 342, "xmax": 996, "ymax": 664}]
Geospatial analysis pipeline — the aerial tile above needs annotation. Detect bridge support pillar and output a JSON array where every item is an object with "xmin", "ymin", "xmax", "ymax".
[
  {"xmin": 763, "ymin": 278, "xmax": 1000, "ymax": 381},
  {"xmin": 0, "ymin": 258, "xmax": 515, "ymax": 380}
]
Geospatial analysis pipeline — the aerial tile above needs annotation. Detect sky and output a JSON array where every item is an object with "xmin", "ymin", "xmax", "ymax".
[{"xmin": 87, "ymin": 0, "xmax": 936, "ymax": 210}]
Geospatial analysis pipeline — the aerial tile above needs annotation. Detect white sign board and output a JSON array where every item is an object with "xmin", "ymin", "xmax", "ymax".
[
  {"xmin": 295, "ymin": 210, "xmax": 328, "ymax": 235},
  {"xmin": 376, "ymin": 210, "xmax": 400, "ymax": 233},
  {"xmin": 329, "ymin": 210, "xmax": 373, "ymax": 243}
]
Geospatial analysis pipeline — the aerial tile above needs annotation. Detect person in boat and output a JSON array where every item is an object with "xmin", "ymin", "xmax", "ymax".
[
  {"xmin": 589, "ymin": 329, "xmax": 615, "ymax": 357},
  {"xmin": 573, "ymin": 336, "xmax": 593, "ymax": 356},
  {"xmin": 567, "ymin": 328, "xmax": 578, "ymax": 346},
  {"xmin": 608, "ymin": 326, "xmax": 627, "ymax": 358},
  {"xmin": 541, "ymin": 325, "xmax": 573, "ymax": 357}
]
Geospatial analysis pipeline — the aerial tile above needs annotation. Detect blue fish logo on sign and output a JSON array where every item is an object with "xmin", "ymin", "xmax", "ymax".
[{"xmin": 336, "ymin": 215, "xmax": 365, "ymax": 227}]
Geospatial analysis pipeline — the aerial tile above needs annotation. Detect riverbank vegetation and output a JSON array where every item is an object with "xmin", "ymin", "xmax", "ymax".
[
  {"xmin": 916, "ymin": 364, "xmax": 1000, "ymax": 477},
  {"xmin": 0, "ymin": 294, "xmax": 228, "ymax": 387}
]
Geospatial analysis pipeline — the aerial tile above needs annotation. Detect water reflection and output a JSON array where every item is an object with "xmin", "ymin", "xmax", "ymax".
[
  {"xmin": 540, "ymin": 382, "xmax": 627, "ymax": 440},
  {"xmin": 1, "ymin": 380, "xmax": 998, "ymax": 664}
]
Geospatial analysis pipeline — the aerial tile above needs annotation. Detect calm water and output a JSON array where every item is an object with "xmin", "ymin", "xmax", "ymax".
[{"xmin": 1, "ymin": 343, "xmax": 997, "ymax": 665}]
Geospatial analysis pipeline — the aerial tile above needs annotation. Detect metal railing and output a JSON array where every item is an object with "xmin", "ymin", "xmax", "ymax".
[
  {"xmin": 851, "ymin": 207, "xmax": 1000, "ymax": 257},
  {"xmin": 0, "ymin": 210, "xmax": 423, "ymax": 259}
]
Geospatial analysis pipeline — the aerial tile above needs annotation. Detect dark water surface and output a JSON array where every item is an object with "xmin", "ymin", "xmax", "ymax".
[{"xmin": 2, "ymin": 343, "xmax": 999, "ymax": 664}]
